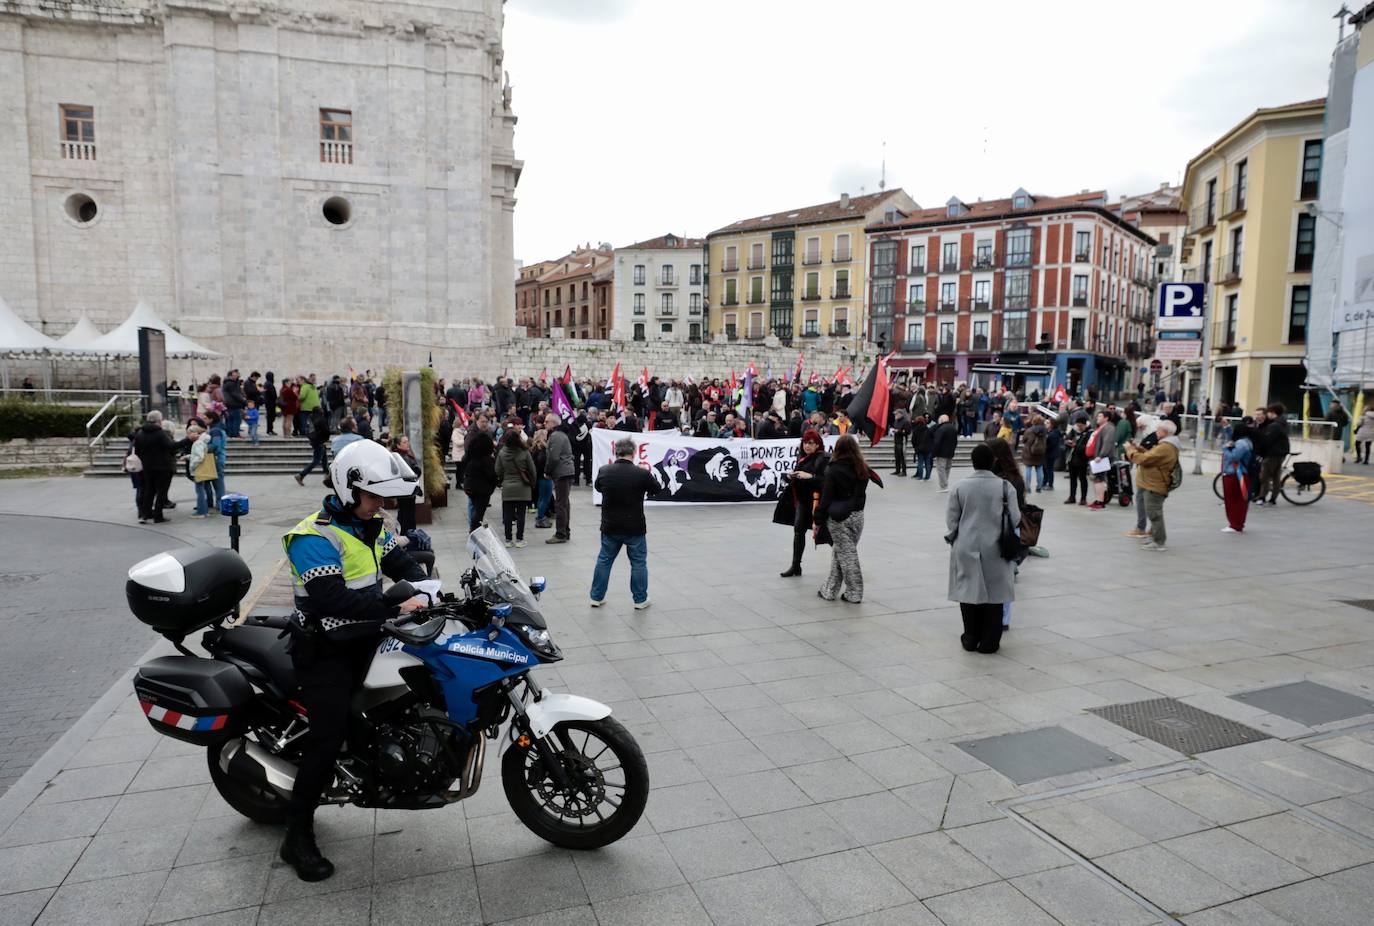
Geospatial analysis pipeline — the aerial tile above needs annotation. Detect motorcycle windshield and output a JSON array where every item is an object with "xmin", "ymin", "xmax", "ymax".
[{"xmin": 466, "ymin": 525, "xmax": 546, "ymax": 628}]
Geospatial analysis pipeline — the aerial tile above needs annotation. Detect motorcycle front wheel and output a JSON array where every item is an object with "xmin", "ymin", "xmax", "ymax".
[{"xmin": 502, "ymin": 717, "xmax": 649, "ymax": 850}]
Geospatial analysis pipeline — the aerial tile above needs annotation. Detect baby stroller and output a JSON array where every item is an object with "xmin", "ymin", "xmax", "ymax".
[{"xmin": 1107, "ymin": 459, "xmax": 1134, "ymax": 507}]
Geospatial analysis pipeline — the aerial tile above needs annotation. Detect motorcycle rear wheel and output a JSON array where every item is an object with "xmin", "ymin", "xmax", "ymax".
[
  {"xmin": 502, "ymin": 717, "xmax": 648, "ymax": 850},
  {"xmin": 207, "ymin": 737, "xmax": 291, "ymax": 825}
]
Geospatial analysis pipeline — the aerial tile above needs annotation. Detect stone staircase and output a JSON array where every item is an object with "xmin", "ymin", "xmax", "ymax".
[
  {"xmin": 85, "ymin": 435, "xmax": 321, "ymax": 477},
  {"xmin": 86, "ymin": 433, "xmax": 985, "ymax": 477}
]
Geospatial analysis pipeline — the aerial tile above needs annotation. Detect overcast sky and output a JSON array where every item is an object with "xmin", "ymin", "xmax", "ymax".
[{"xmin": 504, "ymin": 0, "xmax": 1339, "ymax": 263}]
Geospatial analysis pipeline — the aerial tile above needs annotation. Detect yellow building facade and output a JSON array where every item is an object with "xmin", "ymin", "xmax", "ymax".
[
  {"xmin": 706, "ymin": 190, "xmax": 916, "ymax": 352},
  {"xmin": 1180, "ymin": 99, "xmax": 1325, "ymax": 411}
]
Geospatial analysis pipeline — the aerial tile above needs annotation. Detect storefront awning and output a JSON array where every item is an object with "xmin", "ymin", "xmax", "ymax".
[{"xmin": 971, "ymin": 363, "xmax": 1055, "ymax": 377}]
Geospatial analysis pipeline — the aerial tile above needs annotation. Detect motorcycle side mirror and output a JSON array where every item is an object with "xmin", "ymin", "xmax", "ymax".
[
  {"xmin": 384, "ymin": 581, "xmax": 416, "ymax": 605},
  {"xmin": 529, "ymin": 576, "xmax": 546, "ymax": 597}
]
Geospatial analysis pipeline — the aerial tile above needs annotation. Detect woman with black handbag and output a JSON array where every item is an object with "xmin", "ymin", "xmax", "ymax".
[
  {"xmin": 945, "ymin": 443, "xmax": 1020, "ymax": 654},
  {"xmin": 775, "ymin": 429, "xmax": 828, "ymax": 578}
]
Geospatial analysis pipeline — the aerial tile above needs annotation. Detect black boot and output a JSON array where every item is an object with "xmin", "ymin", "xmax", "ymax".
[
  {"xmin": 280, "ymin": 815, "xmax": 334, "ymax": 882},
  {"xmin": 780, "ymin": 564, "xmax": 802, "ymax": 578},
  {"xmin": 781, "ymin": 531, "xmax": 805, "ymax": 577}
]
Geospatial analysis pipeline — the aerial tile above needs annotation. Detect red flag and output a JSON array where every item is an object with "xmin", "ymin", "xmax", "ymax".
[
  {"xmin": 846, "ymin": 353, "xmax": 893, "ymax": 447},
  {"xmin": 562, "ymin": 365, "xmax": 572, "ymax": 385},
  {"xmin": 808, "ymin": 371, "xmax": 820, "ymax": 385},
  {"xmin": 1053, "ymin": 383, "xmax": 1068, "ymax": 404},
  {"xmin": 639, "ymin": 367, "xmax": 649, "ymax": 391},
  {"xmin": 747, "ymin": 361, "xmax": 758, "ymax": 378},
  {"xmin": 833, "ymin": 365, "xmax": 851, "ymax": 385},
  {"xmin": 793, "ymin": 352, "xmax": 805, "ymax": 384},
  {"xmin": 448, "ymin": 399, "xmax": 470, "ymax": 428},
  {"xmin": 538, "ymin": 367, "xmax": 549, "ymax": 383},
  {"xmin": 728, "ymin": 369, "xmax": 738, "ymax": 391},
  {"xmin": 606, "ymin": 362, "xmax": 620, "ymax": 389},
  {"xmin": 611, "ymin": 362, "xmax": 625, "ymax": 409}
]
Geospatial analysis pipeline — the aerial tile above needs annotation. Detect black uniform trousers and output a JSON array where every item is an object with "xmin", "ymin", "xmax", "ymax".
[
  {"xmin": 287, "ymin": 634, "xmax": 377, "ymax": 818},
  {"xmin": 893, "ymin": 437, "xmax": 907, "ymax": 474}
]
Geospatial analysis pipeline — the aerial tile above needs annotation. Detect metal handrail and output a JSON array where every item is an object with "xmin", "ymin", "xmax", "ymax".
[{"xmin": 86, "ymin": 394, "xmax": 121, "ymax": 431}]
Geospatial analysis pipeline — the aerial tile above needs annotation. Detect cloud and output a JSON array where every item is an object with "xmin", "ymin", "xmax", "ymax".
[{"xmin": 506, "ymin": 0, "xmax": 636, "ymax": 25}]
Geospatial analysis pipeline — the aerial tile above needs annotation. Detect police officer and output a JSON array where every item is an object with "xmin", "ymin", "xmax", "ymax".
[{"xmin": 280, "ymin": 439, "xmax": 433, "ymax": 881}]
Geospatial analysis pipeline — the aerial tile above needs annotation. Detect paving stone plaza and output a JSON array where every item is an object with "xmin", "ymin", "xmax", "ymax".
[{"xmin": 1, "ymin": 467, "xmax": 1374, "ymax": 925}]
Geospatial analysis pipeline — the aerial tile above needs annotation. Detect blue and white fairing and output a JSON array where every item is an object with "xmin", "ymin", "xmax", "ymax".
[{"xmin": 366, "ymin": 526, "xmax": 558, "ymax": 729}]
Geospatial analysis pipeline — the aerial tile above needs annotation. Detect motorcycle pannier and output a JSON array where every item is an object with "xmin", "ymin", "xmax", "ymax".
[
  {"xmin": 133, "ymin": 656, "xmax": 253, "ymax": 744},
  {"xmin": 126, "ymin": 547, "xmax": 252, "ymax": 635}
]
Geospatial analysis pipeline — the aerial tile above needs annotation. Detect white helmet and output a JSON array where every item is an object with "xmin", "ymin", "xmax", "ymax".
[{"xmin": 329, "ymin": 439, "xmax": 419, "ymax": 507}]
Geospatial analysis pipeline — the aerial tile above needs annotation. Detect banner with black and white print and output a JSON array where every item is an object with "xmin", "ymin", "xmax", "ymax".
[{"xmin": 590, "ymin": 429, "xmax": 837, "ymax": 505}]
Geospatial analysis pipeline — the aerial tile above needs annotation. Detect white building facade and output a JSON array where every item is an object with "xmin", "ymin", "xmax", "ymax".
[
  {"xmin": 0, "ymin": 0, "xmax": 520, "ymax": 373},
  {"xmin": 612, "ymin": 234, "xmax": 706, "ymax": 343}
]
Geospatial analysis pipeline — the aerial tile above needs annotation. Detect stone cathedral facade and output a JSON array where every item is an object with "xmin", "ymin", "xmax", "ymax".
[{"xmin": 0, "ymin": 0, "xmax": 521, "ymax": 372}]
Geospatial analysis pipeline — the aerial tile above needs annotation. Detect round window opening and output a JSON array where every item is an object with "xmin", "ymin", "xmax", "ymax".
[
  {"xmin": 322, "ymin": 196, "xmax": 351, "ymax": 226},
  {"xmin": 64, "ymin": 193, "xmax": 98, "ymax": 224}
]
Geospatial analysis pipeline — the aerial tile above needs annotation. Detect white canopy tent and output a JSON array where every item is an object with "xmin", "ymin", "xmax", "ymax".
[
  {"xmin": 0, "ymin": 296, "xmax": 81, "ymax": 391},
  {"xmin": 57, "ymin": 312, "xmax": 104, "ymax": 348},
  {"xmin": 84, "ymin": 301, "xmax": 221, "ymax": 359}
]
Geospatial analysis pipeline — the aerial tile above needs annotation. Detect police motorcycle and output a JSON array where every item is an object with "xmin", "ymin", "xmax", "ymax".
[{"xmin": 126, "ymin": 526, "xmax": 649, "ymax": 850}]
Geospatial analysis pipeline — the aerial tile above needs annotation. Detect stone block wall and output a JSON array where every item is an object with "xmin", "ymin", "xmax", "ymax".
[{"xmin": 0, "ymin": 437, "xmax": 90, "ymax": 469}]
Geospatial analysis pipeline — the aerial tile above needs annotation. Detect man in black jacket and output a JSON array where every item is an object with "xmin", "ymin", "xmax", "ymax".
[
  {"xmin": 1258, "ymin": 404, "xmax": 1290, "ymax": 505},
  {"xmin": 222, "ymin": 370, "xmax": 247, "ymax": 440},
  {"xmin": 589, "ymin": 438, "xmax": 662, "ymax": 609},
  {"xmin": 133, "ymin": 410, "xmax": 177, "ymax": 522},
  {"xmin": 932, "ymin": 414, "xmax": 959, "ymax": 492}
]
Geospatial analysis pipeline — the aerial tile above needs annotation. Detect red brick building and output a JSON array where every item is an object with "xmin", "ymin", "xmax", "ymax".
[
  {"xmin": 865, "ymin": 189, "xmax": 1157, "ymax": 396},
  {"xmin": 514, "ymin": 246, "xmax": 613, "ymax": 338}
]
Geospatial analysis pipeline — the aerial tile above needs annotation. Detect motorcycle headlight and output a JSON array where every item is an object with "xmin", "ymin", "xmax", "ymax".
[{"xmin": 514, "ymin": 623, "xmax": 563, "ymax": 661}]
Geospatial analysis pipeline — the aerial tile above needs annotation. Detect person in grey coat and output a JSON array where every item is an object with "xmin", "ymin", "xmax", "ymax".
[
  {"xmin": 946, "ymin": 443, "xmax": 1019, "ymax": 654},
  {"xmin": 543, "ymin": 414, "xmax": 575, "ymax": 543}
]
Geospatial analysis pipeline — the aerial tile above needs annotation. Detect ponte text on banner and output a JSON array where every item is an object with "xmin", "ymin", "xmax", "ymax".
[{"xmin": 589, "ymin": 430, "xmax": 837, "ymax": 505}]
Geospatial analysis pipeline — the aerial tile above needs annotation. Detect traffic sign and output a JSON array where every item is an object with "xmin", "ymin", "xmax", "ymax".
[
  {"xmin": 1155, "ymin": 340, "xmax": 1202, "ymax": 361},
  {"xmin": 1149, "ymin": 359, "xmax": 1163, "ymax": 373},
  {"xmin": 1158, "ymin": 283, "xmax": 1206, "ymax": 331}
]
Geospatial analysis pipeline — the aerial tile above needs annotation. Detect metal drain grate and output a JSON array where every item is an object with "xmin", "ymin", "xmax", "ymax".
[
  {"xmin": 1088, "ymin": 698, "xmax": 1270, "ymax": 755},
  {"xmin": 1340, "ymin": 600, "xmax": 1374, "ymax": 613}
]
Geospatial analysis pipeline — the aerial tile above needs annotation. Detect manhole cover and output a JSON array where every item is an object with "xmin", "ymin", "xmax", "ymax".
[
  {"xmin": 958, "ymin": 725, "xmax": 1126, "ymax": 785},
  {"xmin": 1089, "ymin": 698, "xmax": 1270, "ymax": 755},
  {"xmin": 0, "ymin": 573, "xmax": 41, "ymax": 587},
  {"xmin": 1231, "ymin": 681, "xmax": 1374, "ymax": 726},
  {"xmin": 1340, "ymin": 600, "xmax": 1374, "ymax": 613}
]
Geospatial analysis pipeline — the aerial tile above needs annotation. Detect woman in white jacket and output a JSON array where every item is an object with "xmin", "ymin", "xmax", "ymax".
[{"xmin": 1355, "ymin": 407, "xmax": 1374, "ymax": 465}]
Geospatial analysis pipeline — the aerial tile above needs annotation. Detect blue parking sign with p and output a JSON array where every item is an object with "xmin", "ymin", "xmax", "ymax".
[{"xmin": 1157, "ymin": 283, "xmax": 1206, "ymax": 330}]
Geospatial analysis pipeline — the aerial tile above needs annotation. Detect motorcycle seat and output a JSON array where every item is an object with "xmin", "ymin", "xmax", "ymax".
[{"xmin": 218, "ymin": 625, "xmax": 298, "ymax": 696}]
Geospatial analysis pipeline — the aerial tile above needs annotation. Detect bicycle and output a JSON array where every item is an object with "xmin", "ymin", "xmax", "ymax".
[{"xmin": 1212, "ymin": 452, "xmax": 1325, "ymax": 505}]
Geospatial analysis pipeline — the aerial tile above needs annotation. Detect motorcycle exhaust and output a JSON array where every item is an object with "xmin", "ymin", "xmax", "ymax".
[
  {"xmin": 445, "ymin": 735, "xmax": 486, "ymax": 801},
  {"xmin": 221, "ymin": 737, "xmax": 298, "ymax": 798}
]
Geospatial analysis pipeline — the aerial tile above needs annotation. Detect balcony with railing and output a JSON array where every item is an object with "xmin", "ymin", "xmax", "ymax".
[
  {"xmin": 971, "ymin": 333, "xmax": 990, "ymax": 351},
  {"xmin": 831, "ymin": 285, "xmax": 851, "ymax": 300},
  {"xmin": 801, "ymin": 252, "xmax": 823, "ymax": 266},
  {"xmin": 1213, "ymin": 318, "xmax": 1237, "ymax": 349},
  {"xmin": 962, "ymin": 294, "xmax": 992, "ymax": 311},
  {"xmin": 657, "ymin": 306, "xmax": 677, "ymax": 317},
  {"xmin": 320, "ymin": 140, "xmax": 353, "ymax": 164},
  {"xmin": 1072, "ymin": 293, "xmax": 1089, "ymax": 307},
  {"xmin": 940, "ymin": 259, "xmax": 960, "ymax": 273},
  {"xmin": 1070, "ymin": 334, "xmax": 1087, "ymax": 351},
  {"xmin": 745, "ymin": 329, "xmax": 767, "ymax": 340},
  {"xmin": 721, "ymin": 294, "xmax": 739, "ymax": 306},
  {"xmin": 908, "ymin": 263, "xmax": 926, "ymax": 276},
  {"xmin": 60, "ymin": 141, "xmax": 97, "ymax": 160},
  {"xmin": 907, "ymin": 299, "xmax": 926, "ymax": 314},
  {"xmin": 746, "ymin": 258, "xmax": 766, "ymax": 271},
  {"xmin": 832, "ymin": 248, "xmax": 853, "ymax": 263},
  {"xmin": 900, "ymin": 339, "xmax": 927, "ymax": 352},
  {"xmin": 937, "ymin": 298, "xmax": 958, "ymax": 312},
  {"xmin": 656, "ymin": 272, "xmax": 676, "ymax": 288},
  {"xmin": 800, "ymin": 288, "xmax": 822, "ymax": 301},
  {"xmin": 830, "ymin": 323, "xmax": 849, "ymax": 337},
  {"xmin": 724, "ymin": 326, "xmax": 738, "ymax": 340},
  {"xmin": 688, "ymin": 303, "xmax": 703, "ymax": 315},
  {"xmin": 1220, "ymin": 251, "xmax": 1242, "ymax": 284},
  {"xmin": 1189, "ymin": 202, "xmax": 1216, "ymax": 234},
  {"xmin": 967, "ymin": 252, "xmax": 999, "ymax": 271},
  {"xmin": 746, "ymin": 292, "xmax": 766, "ymax": 305},
  {"xmin": 1074, "ymin": 249, "xmax": 1091, "ymax": 263},
  {"xmin": 1126, "ymin": 341, "xmax": 1142, "ymax": 358},
  {"xmin": 802, "ymin": 323, "xmax": 821, "ymax": 337},
  {"xmin": 937, "ymin": 337, "xmax": 956, "ymax": 353},
  {"xmin": 1220, "ymin": 183, "xmax": 1246, "ymax": 220},
  {"xmin": 721, "ymin": 259, "xmax": 739, "ymax": 272}
]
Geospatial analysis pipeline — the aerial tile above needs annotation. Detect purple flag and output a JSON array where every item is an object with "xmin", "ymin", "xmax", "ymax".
[{"xmin": 551, "ymin": 374, "xmax": 574, "ymax": 422}]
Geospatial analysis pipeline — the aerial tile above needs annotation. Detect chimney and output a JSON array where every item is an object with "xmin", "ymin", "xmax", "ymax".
[{"xmin": 840, "ymin": 193, "xmax": 850, "ymax": 208}]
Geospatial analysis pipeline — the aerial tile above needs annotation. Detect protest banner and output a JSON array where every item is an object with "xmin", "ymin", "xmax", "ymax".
[{"xmin": 589, "ymin": 429, "xmax": 837, "ymax": 505}]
